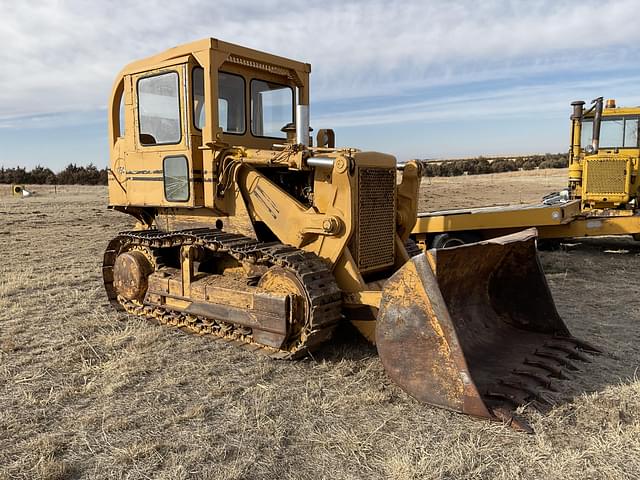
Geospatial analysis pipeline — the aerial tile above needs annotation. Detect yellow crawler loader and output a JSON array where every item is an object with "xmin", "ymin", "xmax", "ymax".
[
  {"xmin": 103, "ymin": 38, "xmax": 598, "ymax": 431},
  {"xmin": 412, "ymin": 97, "xmax": 640, "ymax": 248}
]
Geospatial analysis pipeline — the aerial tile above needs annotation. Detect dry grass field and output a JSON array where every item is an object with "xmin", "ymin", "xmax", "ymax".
[
  {"xmin": 1, "ymin": 170, "xmax": 640, "ymax": 479},
  {"xmin": 418, "ymin": 168, "xmax": 568, "ymax": 211}
]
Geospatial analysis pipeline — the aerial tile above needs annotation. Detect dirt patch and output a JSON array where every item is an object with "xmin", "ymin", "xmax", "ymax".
[{"xmin": 1, "ymin": 177, "xmax": 639, "ymax": 479}]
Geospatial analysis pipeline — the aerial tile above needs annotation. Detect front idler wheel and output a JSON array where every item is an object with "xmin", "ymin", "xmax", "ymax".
[{"xmin": 113, "ymin": 250, "xmax": 154, "ymax": 302}]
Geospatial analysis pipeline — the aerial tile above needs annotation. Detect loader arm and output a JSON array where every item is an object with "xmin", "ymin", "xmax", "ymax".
[{"xmin": 235, "ymin": 160, "xmax": 354, "ymax": 266}]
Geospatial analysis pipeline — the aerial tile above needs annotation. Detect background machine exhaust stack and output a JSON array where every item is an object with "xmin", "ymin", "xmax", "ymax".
[{"xmin": 590, "ymin": 97, "xmax": 603, "ymax": 153}]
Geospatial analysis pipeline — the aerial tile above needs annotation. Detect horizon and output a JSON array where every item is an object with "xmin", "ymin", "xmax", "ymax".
[
  {"xmin": 2, "ymin": 0, "xmax": 640, "ymax": 170},
  {"xmin": 0, "ymin": 152, "xmax": 570, "ymax": 175}
]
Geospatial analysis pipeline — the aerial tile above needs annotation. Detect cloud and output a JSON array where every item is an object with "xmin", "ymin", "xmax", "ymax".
[
  {"xmin": 1, "ymin": 0, "xmax": 639, "ymax": 127},
  {"xmin": 0, "ymin": 109, "xmax": 106, "ymax": 130},
  {"xmin": 313, "ymin": 74, "xmax": 640, "ymax": 129}
]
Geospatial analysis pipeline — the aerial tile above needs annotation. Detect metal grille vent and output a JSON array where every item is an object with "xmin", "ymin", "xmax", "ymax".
[
  {"xmin": 352, "ymin": 167, "xmax": 396, "ymax": 273},
  {"xmin": 585, "ymin": 158, "xmax": 628, "ymax": 195},
  {"xmin": 227, "ymin": 55, "xmax": 291, "ymax": 78}
]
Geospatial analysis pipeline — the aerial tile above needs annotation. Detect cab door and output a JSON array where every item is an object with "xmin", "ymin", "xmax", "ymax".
[{"xmin": 127, "ymin": 59, "xmax": 196, "ymax": 207}]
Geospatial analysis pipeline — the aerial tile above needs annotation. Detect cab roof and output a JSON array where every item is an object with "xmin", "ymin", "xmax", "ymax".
[{"xmin": 119, "ymin": 37, "xmax": 311, "ymax": 77}]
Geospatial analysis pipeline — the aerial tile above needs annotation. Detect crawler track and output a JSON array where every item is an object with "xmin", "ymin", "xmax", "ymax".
[{"xmin": 103, "ymin": 228, "xmax": 343, "ymax": 359}]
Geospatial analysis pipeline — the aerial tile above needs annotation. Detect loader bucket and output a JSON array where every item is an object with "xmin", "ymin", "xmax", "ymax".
[{"xmin": 376, "ymin": 229, "xmax": 598, "ymax": 430}]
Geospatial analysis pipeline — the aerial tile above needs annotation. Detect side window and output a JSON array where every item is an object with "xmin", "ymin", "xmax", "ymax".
[
  {"xmin": 624, "ymin": 118, "xmax": 639, "ymax": 147},
  {"xmin": 250, "ymin": 80, "xmax": 293, "ymax": 139},
  {"xmin": 218, "ymin": 72, "xmax": 245, "ymax": 134},
  {"xmin": 193, "ymin": 67, "xmax": 205, "ymax": 130},
  {"xmin": 118, "ymin": 92, "xmax": 125, "ymax": 138},
  {"xmin": 163, "ymin": 156, "xmax": 189, "ymax": 202},
  {"xmin": 137, "ymin": 71, "xmax": 181, "ymax": 145},
  {"xmin": 581, "ymin": 119, "xmax": 593, "ymax": 148}
]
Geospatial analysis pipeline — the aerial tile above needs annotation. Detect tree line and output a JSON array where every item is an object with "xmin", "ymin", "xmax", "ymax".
[
  {"xmin": 421, "ymin": 153, "xmax": 568, "ymax": 177},
  {"xmin": 0, "ymin": 164, "xmax": 108, "ymax": 185},
  {"xmin": 0, "ymin": 153, "xmax": 569, "ymax": 185}
]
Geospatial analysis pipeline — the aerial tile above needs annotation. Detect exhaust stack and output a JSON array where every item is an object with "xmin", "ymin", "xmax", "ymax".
[
  {"xmin": 591, "ymin": 97, "xmax": 603, "ymax": 153},
  {"xmin": 296, "ymin": 105, "xmax": 310, "ymax": 147}
]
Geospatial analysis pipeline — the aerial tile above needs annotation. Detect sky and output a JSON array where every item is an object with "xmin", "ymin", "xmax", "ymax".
[{"xmin": 2, "ymin": 0, "xmax": 640, "ymax": 170}]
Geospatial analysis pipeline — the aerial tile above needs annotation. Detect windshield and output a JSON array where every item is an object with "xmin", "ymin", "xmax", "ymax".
[
  {"xmin": 250, "ymin": 80, "xmax": 293, "ymax": 139},
  {"xmin": 581, "ymin": 116, "xmax": 639, "ymax": 149}
]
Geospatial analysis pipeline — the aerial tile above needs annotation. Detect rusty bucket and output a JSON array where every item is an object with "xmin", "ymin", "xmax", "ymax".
[{"xmin": 376, "ymin": 229, "xmax": 598, "ymax": 431}]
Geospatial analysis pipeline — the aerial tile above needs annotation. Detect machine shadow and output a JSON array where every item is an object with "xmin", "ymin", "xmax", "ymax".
[
  {"xmin": 559, "ymin": 235, "xmax": 640, "ymax": 254},
  {"xmin": 308, "ymin": 321, "xmax": 378, "ymax": 363},
  {"xmin": 544, "ymin": 236, "xmax": 640, "ymax": 403}
]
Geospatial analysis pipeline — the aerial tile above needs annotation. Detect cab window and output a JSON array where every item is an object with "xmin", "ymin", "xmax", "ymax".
[
  {"xmin": 163, "ymin": 155, "xmax": 190, "ymax": 202},
  {"xmin": 624, "ymin": 118, "xmax": 639, "ymax": 147},
  {"xmin": 218, "ymin": 72, "xmax": 245, "ymax": 134},
  {"xmin": 119, "ymin": 93, "xmax": 125, "ymax": 138},
  {"xmin": 193, "ymin": 67, "xmax": 205, "ymax": 130},
  {"xmin": 112, "ymin": 85, "xmax": 125, "ymax": 139},
  {"xmin": 600, "ymin": 118, "xmax": 625, "ymax": 148},
  {"xmin": 137, "ymin": 71, "xmax": 181, "ymax": 145},
  {"xmin": 250, "ymin": 80, "xmax": 293, "ymax": 139},
  {"xmin": 581, "ymin": 116, "xmax": 640, "ymax": 149}
]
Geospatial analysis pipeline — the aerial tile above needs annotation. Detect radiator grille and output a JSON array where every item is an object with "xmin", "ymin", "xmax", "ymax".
[
  {"xmin": 352, "ymin": 167, "xmax": 396, "ymax": 273},
  {"xmin": 584, "ymin": 158, "xmax": 628, "ymax": 196}
]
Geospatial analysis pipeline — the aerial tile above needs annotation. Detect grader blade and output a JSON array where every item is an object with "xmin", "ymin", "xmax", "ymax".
[{"xmin": 376, "ymin": 229, "xmax": 599, "ymax": 430}]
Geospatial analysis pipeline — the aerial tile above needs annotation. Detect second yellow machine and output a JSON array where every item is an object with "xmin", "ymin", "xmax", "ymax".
[
  {"xmin": 412, "ymin": 97, "xmax": 640, "ymax": 248},
  {"xmin": 103, "ymin": 39, "xmax": 597, "ymax": 430}
]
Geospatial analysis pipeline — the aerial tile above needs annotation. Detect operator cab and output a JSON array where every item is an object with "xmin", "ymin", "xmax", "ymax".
[
  {"xmin": 107, "ymin": 38, "xmax": 311, "ymax": 209},
  {"xmin": 570, "ymin": 97, "xmax": 640, "ymax": 209},
  {"xmin": 580, "ymin": 114, "xmax": 640, "ymax": 152}
]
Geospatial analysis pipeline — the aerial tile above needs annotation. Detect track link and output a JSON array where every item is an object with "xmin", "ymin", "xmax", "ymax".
[{"xmin": 103, "ymin": 228, "xmax": 343, "ymax": 359}]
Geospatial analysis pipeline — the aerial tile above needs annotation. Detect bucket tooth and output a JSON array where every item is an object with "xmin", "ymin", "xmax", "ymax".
[
  {"xmin": 544, "ymin": 342, "xmax": 594, "ymax": 362},
  {"xmin": 485, "ymin": 387, "xmax": 553, "ymax": 417},
  {"xmin": 485, "ymin": 389, "xmax": 531, "ymax": 408},
  {"xmin": 552, "ymin": 335, "xmax": 602, "ymax": 354},
  {"xmin": 512, "ymin": 368, "xmax": 559, "ymax": 391},
  {"xmin": 523, "ymin": 358, "xmax": 568, "ymax": 379},
  {"xmin": 376, "ymin": 229, "xmax": 599, "ymax": 428},
  {"xmin": 530, "ymin": 400, "xmax": 553, "ymax": 414},
  {"xmin": 501, "ymin": 378, "xmax": 558, "ymax": 411},
  {"xmin": 488, "ymin": 382, "xmax": 554, "ymax": 414},
  {"xmin": 499, "ymin": 379, "xmax": 557, "ymax": 408},
  {"xmin": 533, "ymin": 348, "xmax": 580, "ymax": 370},
  {"xmin": 490, "ymin": 406, "xmax": 534, "ymax": 433}
]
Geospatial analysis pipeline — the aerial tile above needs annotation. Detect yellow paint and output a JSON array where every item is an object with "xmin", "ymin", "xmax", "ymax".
[{"xmin": 390, "ymin": 260, "xmax": 465, "ymax": 398}]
